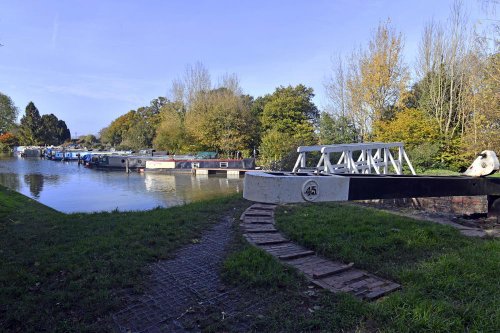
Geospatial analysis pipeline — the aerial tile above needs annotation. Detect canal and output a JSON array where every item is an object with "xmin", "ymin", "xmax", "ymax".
[{"xmin": 0, "ymin": 154, "xmax": 243, "ymax": 213}]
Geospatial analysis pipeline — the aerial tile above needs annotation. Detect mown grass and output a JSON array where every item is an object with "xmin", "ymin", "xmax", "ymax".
[
  {"xmin": 223, "ymin": 244, "xmax": 370, "ymax": 332},
  {"xmin": 271, "ymin": 202, "xmax": 500, "ymax": 332},
  {"xmin": 420, "ymin": 169, "xmax": 461, "ymax": 176},
  {"xmin": 0, "ymin": 185, "xmax": 247, "ymax": 332}
]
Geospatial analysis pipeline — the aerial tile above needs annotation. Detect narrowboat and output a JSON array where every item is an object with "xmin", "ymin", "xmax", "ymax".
[{"xmin": 145, "ymin": 158, "xmax": 256, "ymax": 172}]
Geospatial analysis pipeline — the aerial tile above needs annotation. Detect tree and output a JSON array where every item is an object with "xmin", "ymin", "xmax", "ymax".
[
  {"xmin": 373, "ymin": 108, "xmax": 440, "ymax": 147},
  {"xmin": 40, "ymin": 114, "xmax": 60, "ymax": 145},
  {"xmin": 78, "ymin": 134, "xmax": 97, "ymax": 148},
  {"xmin": 153, "ymin": 101, "xmax": 187, "ymax": 153},
  {"xmin": 413, "ymin": 1, "xmax": 498, "ymax": 168},
  {"xmin": 0, "ymin": 132, "xmax": 19, "ymax": 152},
  {"xmin": 261, "ymin": 84, "xmax": 319, "ymax": 134},
  {"xmin": 318, "ymin": 112, "xmax": 358, "ymax": 144},
  {"xmin": 57, "ymin": 120, "xmax": 71, "ymax": 143},
  {"xmin": 259, "ymin": 84, "xmax": 319, "ymax": 167},
  {"xmin": 415, "ymin": 9, "xmax": 471, "ymax": 143},
  {"xmin": 0, "ymin": 92, "xmax": 18, "ymax": 134},
  {"xmin": 324, "ymin": 55, "xmax": 349, "ymax": 117},
  {"xmin": 185, "ymin": 86, "xmax": 257, "ymax": 156},
  {"xmin": 326, "ymin": 21, "xmax": 409, "ymax": 141},
  {"xmin": 373, "ymin": 108, "xmax": 442, "ymax": 171},
  {"xmin": 19, "ymin": 102, "xmax": 43, "ymax": 145},
  {"xmin": 259, "ymin": 128, "xmax": 299, "ymax": 170},
  {"xmin": 99, "ymin": 111, "xmax": 136, "ymax": 146}
]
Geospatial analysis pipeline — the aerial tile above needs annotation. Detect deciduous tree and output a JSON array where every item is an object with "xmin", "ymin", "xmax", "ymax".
[
  {"xmin": 259, "ymin": 84, "xmax": 319, "ymax": 167},
  {"xmin": 326, "ymin": 21, "xmax": 408, "ymax": 141},
  {"xmin": 318, "ymin": 112, "xmax": 358, "ymax": 145},
  {"xmin": 0, "ymin": 92, "xmax": 18, "ymax": 134}
]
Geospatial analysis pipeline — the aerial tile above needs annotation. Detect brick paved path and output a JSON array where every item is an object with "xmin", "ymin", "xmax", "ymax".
[{"xmin": 112, "ymin": 215, "xmax": 266, "ymax": 332}]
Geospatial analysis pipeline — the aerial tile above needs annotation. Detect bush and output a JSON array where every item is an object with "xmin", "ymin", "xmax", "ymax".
[{"xmin": 407, "ymin": 142, "xmax": 441, "ymax": 172}]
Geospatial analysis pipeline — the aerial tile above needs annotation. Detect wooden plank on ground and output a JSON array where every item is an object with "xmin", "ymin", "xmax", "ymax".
[{"xmin": 243, "ymin": 203, "xmax": 401, "ymax": 301}]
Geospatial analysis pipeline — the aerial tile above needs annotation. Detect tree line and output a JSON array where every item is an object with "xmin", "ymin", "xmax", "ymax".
[
  {"xmin": 98, "ymin": 4, "xmax": 498, "ymax": 171},
  {"xmin": 0, "ymin": 97, "xmax": 71, "ymax": 151},
  {"xmin": 324, "ymin": 3, "xmax": 499, "ymax": 170},
  {"xmin": 98, "ymin": 66, "xmax": 320, "ymax": 169}
]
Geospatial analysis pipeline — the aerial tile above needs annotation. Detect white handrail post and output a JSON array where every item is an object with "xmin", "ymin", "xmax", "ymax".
[
  {"xmin": 383, "ymin": 148, "xmax": 388, "ymax": 174},
  {"xmin": 403, "ymin": 150, "xmax": 417, "ymax": 175}
]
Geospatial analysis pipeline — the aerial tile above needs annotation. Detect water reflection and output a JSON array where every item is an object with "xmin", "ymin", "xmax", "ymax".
[
  {"xmin": 23, "ymin": 174, "xmax": 44, "ymax": 198},
  {"xmin": 144, "ymin": 173, "xmax": 242, "ymax": 204},
  {"xmin": 0, "ymin": 173, "xmax": 20, "ymax": 191},
  {"xmin": 0, "ymin": 155, "xmax": 244, "ymax": 213}
]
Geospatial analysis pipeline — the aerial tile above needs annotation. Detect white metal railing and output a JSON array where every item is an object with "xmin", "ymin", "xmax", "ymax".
[{"xmin": 292, "ymin": 142, "xmax": 416, "ymax": 175}]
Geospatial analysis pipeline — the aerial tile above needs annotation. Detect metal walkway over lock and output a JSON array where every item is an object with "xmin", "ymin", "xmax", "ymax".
[{"xmin": 292, "ymin": 142, "xmax": 416, "ymax": 175}]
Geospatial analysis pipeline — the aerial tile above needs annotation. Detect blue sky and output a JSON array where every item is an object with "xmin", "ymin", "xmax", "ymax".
[{"xmin": 0, "ymin": 0, "xmax": 490, "ymax": 136}]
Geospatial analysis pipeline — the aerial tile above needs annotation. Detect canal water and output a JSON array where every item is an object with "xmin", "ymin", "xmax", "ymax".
[{"xmin": 0, "ymin": 154, "xmax": 243, "ymax": 213}]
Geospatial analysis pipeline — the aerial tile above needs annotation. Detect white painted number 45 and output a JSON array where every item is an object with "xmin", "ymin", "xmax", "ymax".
[{"xmin": 302, "ymin": 180, "xmax": 319, "ymax": 201}]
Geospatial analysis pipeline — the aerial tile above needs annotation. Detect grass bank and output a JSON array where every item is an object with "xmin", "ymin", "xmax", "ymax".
[
  {"xmin": 0, "ymin": 185, "xmax": 247, "ymax": 332},
  {"xmin": 224, "ymin": 203, "xmax": 499, "ymax": 332}
]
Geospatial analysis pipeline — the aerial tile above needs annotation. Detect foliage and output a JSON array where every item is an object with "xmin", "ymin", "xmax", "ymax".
[
  {"xmin": 261, "ymin": 84, "xmax": 318, "ymax": 133},
  {"xmin": 327, "ymin": 21, "xmax": 408, "ymax": 141},
  {"xmin": 77, "ymin": 134, "xmax": 98, "ymax": 148},
  {"xmin": 56, "ymin": 120, "xmax": 71, "ymax": 143},
  {"xmin": 373, "ymin": 108, "xmax": 440, "ymax": 146},
  {"xmin": 0, "ymin": 92, "xmax": 18, "ymax": 134},
  {"xmin": 99, "ymin": 111, "xmax": 136, "ymax": 147},
  {"xmin": 318, "ymin": 112, "xmax": 358, "ymax": 144},
  {"xmin": 462, "ymin": 53, "xmax": 500, "ymax": 157},
  {"xmin": 0, "ymin": 132, "xmax": 19, "ymax": 152},
  {"xmin": 406, "ymin": 142, "xmax": 441, "ymax": 171},
  {"xmin": 17, "ymin": 102, "xmax": 70, "ymax": 146},
  {"xmin": 39, "ymin": 114, "xmax": 71, "ymax": 146},
  {"xmin": 152, "ymin": 101, "xmax": 187, "ymax": 153},
  {"xmin": 259, "ymin": 128, "xmax": 301, "ymax": 170},
  {"xmin": 18, "ymin": 102, "xmax": 43, "ymax": 145},
  {"xmin": 185, "ymin": 88, "xmax": 258, "ymax": 155},
  {"xmin": 259, "ymin": 85, "xmax": 318, "ymax": 167}
]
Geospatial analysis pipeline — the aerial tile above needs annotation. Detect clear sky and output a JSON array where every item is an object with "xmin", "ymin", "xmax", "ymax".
[{"xmin": 0, "ymin": 0, "xmax": 491, "ymax": 136}]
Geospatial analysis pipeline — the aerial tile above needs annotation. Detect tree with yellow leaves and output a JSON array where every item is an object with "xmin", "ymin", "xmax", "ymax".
[{"xmin": 326, "ymin": 20, "xmax": 409, "ymax": 141}]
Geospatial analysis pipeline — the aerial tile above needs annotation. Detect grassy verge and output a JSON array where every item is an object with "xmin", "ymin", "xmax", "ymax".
[
  {"xmin": 223, "ymin": 244, "xmax": 369, "ymax": 332},
  {"xmin": 222, "ymin": 202, "xmax": 499, "ymax": 332},
  {"xmin": 273, "ymin": 203, "xmax": 499, "ymax": 332},
  {"xmin": 420, "ymin": 169, "xmax": 461, "ymax": 176},
  {"xmin": 0, "ymin": 185, "xmax": 247, "ymax": 332}
]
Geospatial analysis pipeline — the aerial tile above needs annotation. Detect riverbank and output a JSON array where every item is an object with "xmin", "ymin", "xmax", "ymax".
[
  {"xmin": 2, "ymin": 185, "xmax": 499, "ymax": 332},
  {"xmin": 0, "ymin": 185, "xmax": 248, "ymax": 332}
]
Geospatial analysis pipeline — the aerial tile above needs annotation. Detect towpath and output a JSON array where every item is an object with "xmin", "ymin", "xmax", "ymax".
[{"xmin": 112, "ymin": 213, "xmax": 267, "ymax": 332}]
